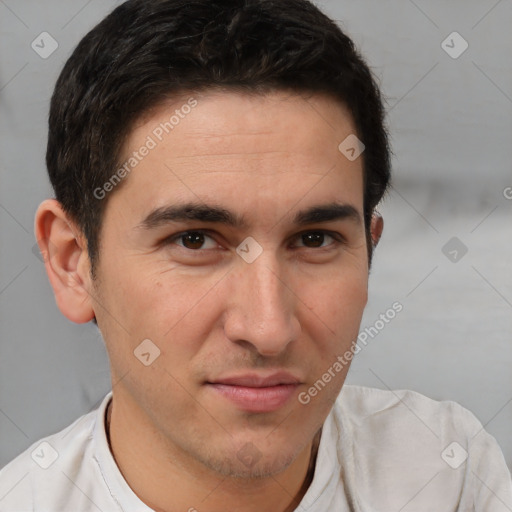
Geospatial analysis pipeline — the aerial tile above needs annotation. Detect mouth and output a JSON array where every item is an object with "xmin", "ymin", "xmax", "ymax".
[{"xmin": 205, "ymin": 372, "xmax": 301, "ymax": 413}]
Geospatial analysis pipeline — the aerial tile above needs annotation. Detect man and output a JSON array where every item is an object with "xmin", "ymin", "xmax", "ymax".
[{"xmin": 1, "ymin": 0, "xmax": 511, "ymax": 510}]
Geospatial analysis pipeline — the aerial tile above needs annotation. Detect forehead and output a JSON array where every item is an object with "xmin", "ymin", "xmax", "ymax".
[
  {"xmin": 124, "ymin": 89, "xmax": 358, "ymax": 164},
  {"xmin": 107, "ymin": 90, "xmax": 364, "ymax": 227}
]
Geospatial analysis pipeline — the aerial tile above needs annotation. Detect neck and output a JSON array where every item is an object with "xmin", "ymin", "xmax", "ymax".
[{"xmin": 104, "ymin": 397, "xmax": 321, "ymax": 512}]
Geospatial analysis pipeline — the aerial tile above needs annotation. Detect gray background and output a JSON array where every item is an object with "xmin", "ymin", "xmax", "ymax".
[{"xmin": 0, "ymin": 0, "xmax": 511, "ymax": 472}]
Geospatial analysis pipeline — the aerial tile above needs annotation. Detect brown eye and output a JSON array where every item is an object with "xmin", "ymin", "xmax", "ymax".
[
  {"xmin": 180, "ymin": 232, "xmax": 206, "ymax": 250},
  {"xmin": 301, "ymin": 232, "xmax": 326, "ymax": 248},
  {"xmin": 165, "ymin": 231, "xmax": 219, "ymax": 251},
  {"xmin": 294, "ymin": 231, "xmax": 342, "ymax": 250}
]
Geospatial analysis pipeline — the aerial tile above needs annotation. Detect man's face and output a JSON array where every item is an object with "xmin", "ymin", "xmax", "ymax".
[{"xmin": 91, "ymin": 91, "xmax": 369, "ymax": 477}]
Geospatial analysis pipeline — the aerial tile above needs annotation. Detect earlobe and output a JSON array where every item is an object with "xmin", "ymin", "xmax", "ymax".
[
  {"xmin": 370, "ymin": 211, "xmax": 384, "ymax": 248},
  {"xmin": 34, "ymin": 199, "xmax": 95, "ymax": 324}
]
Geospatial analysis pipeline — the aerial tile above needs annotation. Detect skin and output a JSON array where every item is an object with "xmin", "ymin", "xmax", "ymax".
[{"xmin": 35, "ymin": 90, "xmax": 383, "ymax": 512}]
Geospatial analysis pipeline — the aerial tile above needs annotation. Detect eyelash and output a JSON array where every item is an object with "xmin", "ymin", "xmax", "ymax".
[{"xmin": 163, "ymin": 229, "xmax": 345, "ymax": 252}]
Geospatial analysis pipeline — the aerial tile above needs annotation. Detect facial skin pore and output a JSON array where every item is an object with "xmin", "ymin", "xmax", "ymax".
[{"xmin": 35, "ymin": 90, "xmax": 383, "ymax": 512}]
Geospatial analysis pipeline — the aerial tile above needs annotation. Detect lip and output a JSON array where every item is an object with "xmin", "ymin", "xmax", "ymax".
[
  {"xmin": 209, "ymin": 372, "xmax": 301, "ymax": 388},
  {"xmin": 206, "ymin": 372, "xmax": 301, "ymax": 413}
]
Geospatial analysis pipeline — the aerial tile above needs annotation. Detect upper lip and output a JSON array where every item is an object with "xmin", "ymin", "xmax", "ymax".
[{"xmin": 208, "ymin": 372, "xmax": 301, "ymax": 388}]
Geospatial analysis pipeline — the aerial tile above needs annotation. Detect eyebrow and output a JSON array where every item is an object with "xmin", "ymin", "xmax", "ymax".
[{"xmin": 137, "ymin": 201, "xmax": 362, "ymax": 231}]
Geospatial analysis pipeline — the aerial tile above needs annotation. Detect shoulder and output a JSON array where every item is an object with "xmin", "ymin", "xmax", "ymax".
[
  {"xmin": 0, "ymin": 394, "xmax": 109, "ymax": 511},
  {"xmin": 330, "ymin": 385, "xmax": 512, "ymax": 510},
  {"xmin": 0, "ymin": 404, "xmax": 97, "ymax": 473},
  {"xmin": 337, "ymin": 384, "xmax": 483, "ymax": 436}
]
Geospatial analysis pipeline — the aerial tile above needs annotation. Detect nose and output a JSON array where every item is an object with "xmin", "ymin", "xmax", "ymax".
[{"xmin": 223, "ymin": 256, "xmax": 301, "ymax": 357}]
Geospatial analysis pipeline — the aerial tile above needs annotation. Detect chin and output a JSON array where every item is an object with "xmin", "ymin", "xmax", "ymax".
[{"xmin": 198, "ymin": 443, "xmax": 299, "ymax": 479}]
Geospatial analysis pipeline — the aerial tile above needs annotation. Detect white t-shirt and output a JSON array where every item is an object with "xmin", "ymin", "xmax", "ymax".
[{"xmin": 0, "ymin": 385, "xmax": 511, "ymax": 511}]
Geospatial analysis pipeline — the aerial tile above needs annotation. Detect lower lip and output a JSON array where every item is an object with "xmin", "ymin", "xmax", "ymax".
[{"xmin": 207, "ymin": 383, "xmax": 299, "ymax": 413}]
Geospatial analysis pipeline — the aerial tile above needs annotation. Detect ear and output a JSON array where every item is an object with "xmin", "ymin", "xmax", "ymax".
[
  {"xmin": 370, "ymin": 211, "xmax": 384, "ymax": 248},
  {"xmin": 34, "ymin": 199, "xmax": 95, "ymax": 323}
]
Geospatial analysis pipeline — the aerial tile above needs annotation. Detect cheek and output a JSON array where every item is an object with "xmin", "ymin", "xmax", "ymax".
[
  {"xmin": 117, "ymin": 268, "xmax": 224, "ymax": 358},
  {"xmin": 298, "ymin": 269, "xmax": 368, "ymax": 377},
  {"xmin": 305, "ymin": 268, "xmax": 368, "ymax": 328}
]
